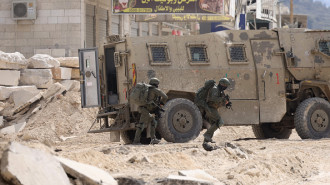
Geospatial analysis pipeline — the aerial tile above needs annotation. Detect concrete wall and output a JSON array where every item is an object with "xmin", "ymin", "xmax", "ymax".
[{"xmin": 0, "ymin": 0, "xmax": 83, "ymax": 58}]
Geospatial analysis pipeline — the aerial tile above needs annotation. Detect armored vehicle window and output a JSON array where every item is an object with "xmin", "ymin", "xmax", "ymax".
[
  {"xmin": 186, "ymin": 44, "xmax": 209, "ymax": 65},
  {"xmin": 147, "ymin": 43, "xmax": 171, "ymax": 65},
  {"xmin": 319, "ymin": 40, "xmax": 330, "ymax": 56},
  {"xmin": 227, "ymin": 44, "xmax": 247, "ymax": 64}
]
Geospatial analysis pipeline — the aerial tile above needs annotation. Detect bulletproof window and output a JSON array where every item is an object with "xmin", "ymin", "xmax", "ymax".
[
  {"xmin": 319, "ymin": 40, "xmax": 330, "ymax": 56},
  {"xmin": 186, "ymin": 44, "xmax": 209, "ymax": 65},
  {"xmin": 227, "ymin": 44, "xmax": 248, "ymax": 64},
  {"xmin": 147, "ymin": 43, "xmax": 171, "ymax": 65}
]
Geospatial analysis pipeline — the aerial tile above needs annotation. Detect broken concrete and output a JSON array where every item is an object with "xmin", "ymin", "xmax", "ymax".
[
  {"xmin": 56, "ymin": 57, "xmax": 79, "ymax": 68},
  {"xmin": 20, "ymin": 69, "xmax": 53, "ymax": 89},
  {"xmin": 52, "ymin": 67, "xmax": 72, "ymax": 80},
  {"xmin": 1, "ymin": 142, "xmax": 71, "ymax": 185},
  {"xmin": 0, "ymin": 86, "xmax": 38, "ymax": 100},
  {"xmin": 0, "ymin": 51, "xmax": 28, "ymax": 70},
  {"xmin": 13, "ymin": 93, "xmax": 42, "ymax": 114},
  {"xmin": 71, "ymin": 68, "xmax": 80, "ymax": 79},
  {"xmin": 60, "ymin": 80, "xmax": 80, "ymax": 92},
  {"xmin": 12, "ymin": 89, "xmax": 40, "ymax": 108},
  {"xmin": 27, "ymin": 54, "xmax": 60, "ymax": 69},
  {"xmin": 162, "ymin": 175, "xmax": 213, "ymax": 185},
  {"xmin": 42, "ymin": 82, "xmax": 66, "ymax": 99},
  {"xmin": 56, "ymin": 156, "xmax": 118, "ymax": 185},
  {"xmin": 0, "ymin": 122, "xmax": 26, "ymax": 134},
  {"xmin": 0, "ymin": 70, "xmax": 20, "ymax": 86},
  {"xmin": 178, "ymin": 169, "xmax": 222, "ymax": 185},
  {"xmin": 112, "ymin": 174, "xmax": 145, "ymax": 185},
  {"xmin": 0, "ymin": 116, "xmax": 3, "ymax": 127}
]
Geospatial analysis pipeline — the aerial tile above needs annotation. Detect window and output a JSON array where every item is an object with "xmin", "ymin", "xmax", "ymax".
[
  {"xmin": 319, "ymin": 40, "xmax": 330, "ymax": 56},
  {"xmin": 186, "ymin": 44, "xmax": 209, "ymax": 65},
  {"xmin": 227, "ymin": 44, "xmax": 248, "ymax": 64},
  {"xmin": 147, "ymin": 43, "xmax": 171, "ymax": 65}
]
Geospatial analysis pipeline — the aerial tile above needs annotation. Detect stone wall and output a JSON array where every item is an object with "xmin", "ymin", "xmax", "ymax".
[{"xmin": 0, "ymin": 0, "xmax": 83, "ymax": 58}]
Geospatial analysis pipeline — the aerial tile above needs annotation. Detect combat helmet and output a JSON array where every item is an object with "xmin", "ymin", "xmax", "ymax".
[
  {"xmin": 149, "ymin": 78, "xmax": 160, "ymax": 87},
  {"xmin": 218, "ymin": 78, "xmax": 230, "ymax": 91}
]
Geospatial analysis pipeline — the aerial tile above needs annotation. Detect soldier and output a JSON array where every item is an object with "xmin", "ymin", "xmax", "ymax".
[
  {"xmin": 133, "ymin": 78, "xmax": 168, "ymax": 145},
  {"xmin": 196, "ymin": 78, "xmax": 231, "ymax": 149}
]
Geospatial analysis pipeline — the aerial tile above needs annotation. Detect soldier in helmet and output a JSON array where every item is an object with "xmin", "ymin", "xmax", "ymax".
[
  {"xmin": 196, "ymin": 78, "xmax": 231, "ymax": 149},
  {"xmin": 133, "ymin": 78, "xmax": 168, "ymax": 145}
]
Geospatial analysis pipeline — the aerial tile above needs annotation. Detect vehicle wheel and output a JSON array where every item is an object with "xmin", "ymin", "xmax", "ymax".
[
  {"xmin": 120, "ymin": 130, "xmax": 161, "ymax": 144},
  {"xmin": 294, "ymin": 97, "xmax": 330, "ymax": 139},
  {"xmin": 252, "ymin": 123, "xmax": 292, "ymax": 139},
  {"xmin": 159, "ymin": 98, "xmax": 203, "ymax": 143}
]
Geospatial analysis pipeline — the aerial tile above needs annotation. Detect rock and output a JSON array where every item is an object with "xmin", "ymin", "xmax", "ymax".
[
  {"xmin": 1, "ymin": 142, "xmax": 71, "ymax": 185},
  {"xmin": 12, "ymin": 89, "xmax": 40, "ymax": 108},
  {"xmin": 0, "ymin": 116, "xmax": 3, "ymax": 127},
  {"xmin": 178, "ymin": 169, "xmax": 221, "ymax": 184},
  {"xmin": 0, "ymin": 51, "xmax": 28, "ymax": 70},
  {"xmin": 56, "ymin": 156, "xmax": 118, "ymax": 185},
  {"xmin": 0, "ymin": 85, "xmax": 38, "ymax": 100},
  {"xmin": 52, "ymin": 67, "xmax": 72, "ymax": 80},
  {"xmin": 161, "ymin": 175, "xmax": 212, "ymax": 185},
  {"xmin": 42, "ymin": 82, "xmax": 66, "ymax": 99},
  {"xmin": 0, "ymin": 122, "xmax": 26, "ymax": 134},
  {"xmin": 13, "ymin": 93, "xmax": 42, "ymax": 114},
  {"xmin": 128, "ymin": 156, "xmax": 138, "ymax": 163},
  {"xmin": 112, "ymin": 174, "xmax": 145, "ymax": 185},
  {"xmin": 0, "ymin": 70, "xmax": 20, "ymax": 86},
  {"xmin": 56, "ymin": 57, "xmax": 79, "ymax": 68},
  {"xmin": 60, "ymin": 80, "xmax": 80, "ymax": 92},
  {"xmin": 27, "ymin": 54, "xmax": 60, "ymax": 69},
  {"xmin": 141, "ymin": 156, "xmax": 153, "ymax": 163},
  {"xmin": 71, "ymin": 68, "xmax": 80, "ymax": 79},
  {"xmin": 20, "ymin": 69, "xmax": 53, "ymax": 89},
  {"xmin": 59, "ymin": 136, "xmax": 77, "ymax": 141}
]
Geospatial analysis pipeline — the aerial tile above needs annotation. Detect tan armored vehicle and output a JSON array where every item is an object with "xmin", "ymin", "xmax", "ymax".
[{"xmin": 79, "ymin": 28, "xmax": 330, "ymax": 143}]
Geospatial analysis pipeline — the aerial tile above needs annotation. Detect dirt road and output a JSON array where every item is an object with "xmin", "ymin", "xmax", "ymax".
[{"xmin": 14, "ymin": 92, "xmax": 330, "ymax": 184}]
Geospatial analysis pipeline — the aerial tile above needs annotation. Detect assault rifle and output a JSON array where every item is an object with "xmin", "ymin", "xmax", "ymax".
[{"xmin": 224, "ymin": 94, "xmax": 233, "ymax": 111}]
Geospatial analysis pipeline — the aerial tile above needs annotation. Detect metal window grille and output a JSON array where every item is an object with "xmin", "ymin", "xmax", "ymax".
[
  {"xmin": 189, "ymin": 47, "xmax": 208, "ymax": 62},
  {"xmin": 229, "ymin": 45, "xmax": 247, "ymax": 62},
  {"xmin": 319, "ymin": 41, "xmax": 330, "ymax": 56},
  {"xmin": 150, "ymin": 45, "xmax": 169, "ymax": 63}
]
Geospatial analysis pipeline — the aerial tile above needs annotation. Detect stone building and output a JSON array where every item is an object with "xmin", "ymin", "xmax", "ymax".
[{"xmin": 0, "ymin": 0, "xmax": 161, "ymax": 58}]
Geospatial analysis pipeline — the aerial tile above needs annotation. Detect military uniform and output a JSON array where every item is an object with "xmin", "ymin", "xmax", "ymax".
[{"xmin": 133, "ymin": 78, "xmax": 168, "ymax": 144}]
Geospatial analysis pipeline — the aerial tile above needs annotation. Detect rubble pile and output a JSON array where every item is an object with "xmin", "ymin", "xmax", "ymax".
[{"xmin": 0, "ymin": 51, "xmax": 81, "ymax": 134}]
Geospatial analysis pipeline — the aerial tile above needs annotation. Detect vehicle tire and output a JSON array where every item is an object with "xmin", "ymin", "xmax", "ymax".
[
  {"xmin": 294, "ymin": 97, "xmax": 330, "ymax": 139},
  {"xmin": 159, "ymin": 98, "xmax": 203, "ymax": 143},
  {"xmin": 120, "ymin": 129, "xmax": 161, "ymax": 144},
  {"xmin": 252, "ymin": 123, "xmax": 292, "ymax": 139}
]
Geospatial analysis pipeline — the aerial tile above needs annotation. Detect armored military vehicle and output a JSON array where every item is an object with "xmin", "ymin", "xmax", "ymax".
[{"xmin": 79, "ymin": 28, "xmax": 330, "ymax": 143}]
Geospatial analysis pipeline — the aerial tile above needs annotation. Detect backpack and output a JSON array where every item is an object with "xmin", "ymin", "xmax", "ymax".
[
  {"xmin": 195, "ymin": 80, "xmax": 216, "ymax": 102},
  {"xmin": 130, "ymin": 83, "xmax": 151, "ymax": 106}
]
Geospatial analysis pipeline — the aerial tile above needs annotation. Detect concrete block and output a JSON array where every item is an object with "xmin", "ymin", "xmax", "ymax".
[
  {"xmin": 12, "ymin": 89, "xmax": 40, "ymax": 108},
  {"xmin": 51, "ymin": 9, "xmax": 64, "ymax": 16},
  {"xmin": 0, "ymin": 116, "xmax": 3, "ymax": 127},
  {"xmin": 69, "ymin": 17, "xmax": 80, "ymax": 23},
  {"xmin": 64, "ymin": 9, "xmax": 80, "ymax": 16},
  {"xmin": 60, "ymin": 80, "xmax": 80, "ymax": 92},
  {"xmin": 178, "ymin": 169, "xmax": 222, "ymax": 184},
  {"xmin": 56, "ymin": 57, "xmax": 79, "ymax": 68},
  {"xmin": 57, "ymin": 17, "xmax": 69, "ymax": 24},
  {"xmin": 51, "ymin": 49, "xmax": 66, "ymax": 58},
  {"xmin": 34, "ymin": 49, "xmax": 51, "ymax": 55},
  {"xmin": 1, "ymin": 142, "xmax": 71, "ymax": 185},
  {"xmin": 71, "ymin": 68, "xmax": 80, "ymax": 79},
  {"xmin": 52, "ymin": 67, "xmax": 72, "ymax": 80},
  {"xmin": 0, "ymin": 70, "xmax": 20, "ymax": 86},
  {"xmin": 47, "ymin": 17, "xmax": 58, "ymax": 24},
  {"xmin": 0, "ymin": 85, "xmax": 37, "ymax": 100},
  {"xmin": 14, "ymin": 93, "xmax": 42, "ymax": 114},
  {"xmin": 0, "ymin": 122, "xmax": 26, "ymax": 134},
  {"xmin": 0, "ymin": 51, "xmax": 28, "ymax": 70},
  {"xmin": 56, "ymin": 156, "xmax": 118, "ymax": 185},
  {"xmin": 42, "ymin": 82, "xmax": 66, "ymax": 99},
  {"xmin": 20, "ymin": 69, "xmax": 53, "ymax": 89},
  {"xmin": 28, "ymin": 54, "xmax": 60, "ymax": 69}
]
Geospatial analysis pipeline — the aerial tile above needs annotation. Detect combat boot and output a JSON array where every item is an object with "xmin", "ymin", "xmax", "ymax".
[
  {"xmin": 203, "ymin": 123, "xmax": 218, "ymax": 143},
  {"xmin": 150, "ymin": 138, "xmax": 161, "ymax": 144}
]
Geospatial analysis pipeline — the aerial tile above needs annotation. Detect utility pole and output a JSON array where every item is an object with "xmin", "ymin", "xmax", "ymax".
[{"xmin": 290, "ymin": 0, "xmax": 293, "ymax": 25}]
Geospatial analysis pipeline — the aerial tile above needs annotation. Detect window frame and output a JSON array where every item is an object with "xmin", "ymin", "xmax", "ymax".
[
  {"xmin": 317, "ymin": 39, "xmax": 330, "ymax": 58},
  {"xmin": 226, "ymin": 43, "xmax": 248, "ymax": 64},
  {"xmin": 147, "ymin": 43, "xmax": 171, "ymax": 66},
  {"xmin": 186, "ymin": 43, "xmax": 210, "ymax": 65}
]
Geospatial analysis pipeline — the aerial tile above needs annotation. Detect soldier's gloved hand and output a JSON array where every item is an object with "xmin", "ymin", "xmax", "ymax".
[{"xmin": 226, "ymin": 102, "xmax": 232, "ymax": 109}]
